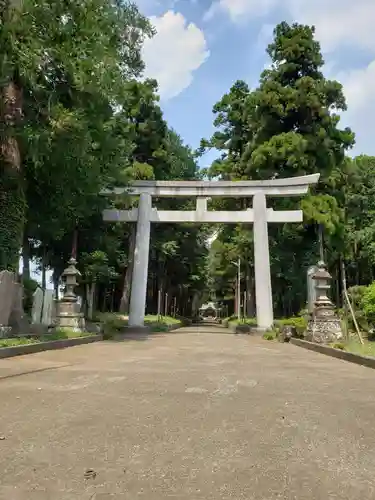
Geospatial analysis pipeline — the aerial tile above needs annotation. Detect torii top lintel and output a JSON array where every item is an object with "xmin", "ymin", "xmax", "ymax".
[{"xmin": 103, "ymin": 173, "xmax": 320, "ymax": 198}]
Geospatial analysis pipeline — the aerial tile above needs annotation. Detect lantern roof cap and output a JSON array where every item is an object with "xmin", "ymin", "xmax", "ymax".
[
  {"xmin": 313, "ymin": 260, "xmax": 331, "ymax": 280},
  {"xmin": 62, "ymin": 257, "xmax": 81, "ymax": 277}
]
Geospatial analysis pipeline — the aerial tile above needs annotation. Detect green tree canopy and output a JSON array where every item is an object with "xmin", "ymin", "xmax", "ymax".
[{"xmin": 201, "ymin": 22, "xmax": 356, "ymax": 316}]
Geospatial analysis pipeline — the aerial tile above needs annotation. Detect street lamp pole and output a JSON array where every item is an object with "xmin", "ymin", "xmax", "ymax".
[
  {"xmin": 237, "ymin": 258, "xmax": 241, "ymax": 320},
  {"xmin": 231, "ymin": 258, "xmax": 241, "ymax": 320}
]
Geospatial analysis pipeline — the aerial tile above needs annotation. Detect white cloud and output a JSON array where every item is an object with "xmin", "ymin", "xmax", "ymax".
[
  {"xmin": 336, "ymin": 60, "xmax": 375, "ymax": 155},
  {"xmin": 205, "ymin": 0, "xmax": 375, "ymax": 54},
  {"xmin": 141, "ymin": 11, "xmax": 209, "ymax": 100},
  {"xmin": 204, "ymin": 0, "xmax": 278, "ymax": 22},
  {"xmin": 339, "ymin": 62, "xmax": 375, "ymax": 112},
  {"xmin": 286, "ymin": 0, "xmax": 375, "ymax": 55}
]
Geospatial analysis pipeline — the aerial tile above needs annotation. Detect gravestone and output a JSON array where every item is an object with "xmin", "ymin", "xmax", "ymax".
[
  {"xmin": 8, "ymin": 282, "xmax": 30, "ymax": 335},
  {"xmin": 32, "ymin": 287, "xmax": 44, "ymax": 324},
  {"xmin": 42, "ymin": 290, "xmax": 55, "ymax": 326},
  {"xmin": 31, "ymin": 288, "xmax": 57, "ymax": 330},
  {"xmin": 0, "ymin": 271, "xmax": 16, "ymax": 337}
]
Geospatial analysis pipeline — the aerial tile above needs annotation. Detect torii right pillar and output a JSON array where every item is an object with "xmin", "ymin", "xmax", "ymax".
[{"xmin": 253, "ymin": 192, "xmax": 309, "ymax": 331}]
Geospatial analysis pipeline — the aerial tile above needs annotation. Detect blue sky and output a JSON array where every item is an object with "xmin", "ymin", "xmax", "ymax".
[{"xmin": 138, "ymin": 0, "xmax": 375, "ymax": 167}]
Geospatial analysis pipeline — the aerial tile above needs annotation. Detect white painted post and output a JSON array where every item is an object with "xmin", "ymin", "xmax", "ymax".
[
  {"xmin": 129, "ymin": 193, "xmax": 152, "ymax": 327},
  {"xmin": 253, "ymin": 193, "xmax": 273, "ymax": 330}
]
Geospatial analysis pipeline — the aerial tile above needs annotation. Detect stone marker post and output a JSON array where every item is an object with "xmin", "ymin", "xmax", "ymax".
[
  {"xmin": 307, "ymin": 265, "xmax": 318, "ymax": 315},
  {"xmin": 56, "ymin": 258, "xmax": 85, "ymax": 331},
  {"xmin": 305, "ymin": 261, "xmax": 343, "ymax": 344}
]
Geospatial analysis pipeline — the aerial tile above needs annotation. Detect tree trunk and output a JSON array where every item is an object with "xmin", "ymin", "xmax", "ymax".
[
  {"xmin": 22, "ymin": 228, "xmax": 30, "ymax": 281},
  {"xmin": 53, "ymin": 271, "xmax": 59, "ymax": 300},
  {"xmin": 335, "ymin": 263, "xmax": 341, "ymax": 307},
  {"xmin": 102, "ymin": 287, "xmax": 107, "ymax": 312},
  {"xmin": 119, "ymin": 224, "xmax": 136, "ymax": 314},
  {"xmin": 71, "ymin": 226, "xmax": 78, "ymax": 259},
  {"xmin": 0, "ymin": 77, "xmax": 25, "ymax": 272},
  {"xmin": 157, "ymin": 258, "xmax": 166, "ymax": 314},
  {"xmin": 245, "ymin": 263, "xmax": 255, "ymax": 317},
  {"xmin": 41, "ymin": 245, "xmax": 47, "ymax": 289},
  {"xmin": 41, "ymin": 266, "xmax": 46, "ymax": 290},
  {"xmin": 110, "ymin": 284, "xmax": 115, "ymax": 312},
  {"xmin": 191, "ymin": 292, "xmax": 200, "ymax": 317}
]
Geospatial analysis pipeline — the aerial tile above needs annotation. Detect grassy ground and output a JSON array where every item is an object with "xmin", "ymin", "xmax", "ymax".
[
  {"xmin": 0, "ymin": 337, "xmax": 40, "ymax": 348},
  {"xmin": 0, "ymin": 328, "xmax": 91, "ymax": 348},
  {"xmin": 96, "ymin": 312, "xmax": 183, "ymax": 338},
  {"xmin": 223, "ymin": 316, "xmax": 306, "ymax": 340},
  {"xmin": 144, "ymin": 315, "xmax": 181, "ymax": 326},
  {"xmin": 0, "ymin": 315, "xmax": 184, "ymax": 348},
  {"xmin": 332, "ymin": 339, "xmax": 375, "ymax": 358}
]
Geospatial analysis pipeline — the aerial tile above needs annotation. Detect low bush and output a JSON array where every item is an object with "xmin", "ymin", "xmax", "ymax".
[
  {"xmin": 100, "ymin": 314, "xmax": 128, "ymax": 339},
  {"xmin": 244, "ymin": 318, "xmax": 257, "ymax": 326},
  {"xmin": 360, "ymin": 283, "xmax": 375, "ymax": 327},
  {"xmin": 274, "ymin": 317, "xmax": 307, "ymax": 337},
  {"xmin": 263, "ymin": 330, "xmax": 277, "ymax": 341},
  {"xmin": 224, "ymin": 317, "xmax": 257, "ymax": 329}
]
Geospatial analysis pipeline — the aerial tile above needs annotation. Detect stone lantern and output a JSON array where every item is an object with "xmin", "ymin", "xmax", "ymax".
[
  {"xmin": 313, "ymin": 261, "xmax": 335, "ymax": 316},
  {"xmin": 56, "ymin": 258, "xmax": 85, "ymax": 331},
  {"xmin": 62, "ymin": 258, "xmax": 80, "ymax": 299},
  {"xmin": 305, "ymin": 261, "xmax": 343, "ymax": 344}
]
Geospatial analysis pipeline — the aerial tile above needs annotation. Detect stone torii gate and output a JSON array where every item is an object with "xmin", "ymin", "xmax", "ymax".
[{"xmin": 103, "ymin": 174, "xmax": 319, "ymax": 330}]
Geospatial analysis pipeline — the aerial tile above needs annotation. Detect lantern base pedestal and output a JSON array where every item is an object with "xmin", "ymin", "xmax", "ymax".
[
  {"xmin": 305, "ymin": 306, "xmax": 343, "ymax": 344},
  {"xmin": 56, "ymin": 300, "xmax": 85, "ymax": 332}
]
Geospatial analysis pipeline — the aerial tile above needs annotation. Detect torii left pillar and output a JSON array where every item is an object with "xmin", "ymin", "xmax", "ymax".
[
  {"xmin": 253, "ymin": 193, "xmax": 273, "ymax": 330},
  {"xmin": 128, "ymin": 193, "xmax": 152, "ymax": 327}
]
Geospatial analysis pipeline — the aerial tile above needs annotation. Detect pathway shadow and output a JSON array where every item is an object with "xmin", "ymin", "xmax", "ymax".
[{"xmin": 105, "ymin": 331, "xmax": 168, "ymax": 343}]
